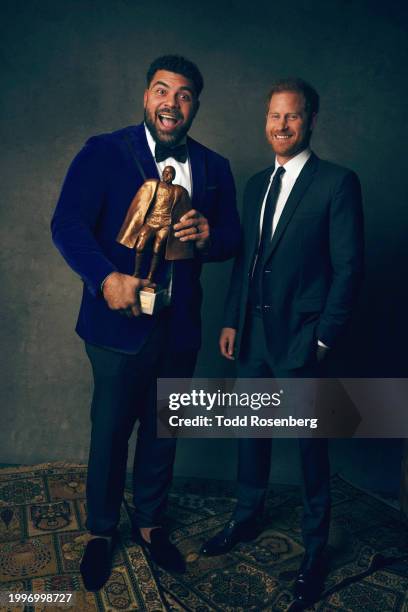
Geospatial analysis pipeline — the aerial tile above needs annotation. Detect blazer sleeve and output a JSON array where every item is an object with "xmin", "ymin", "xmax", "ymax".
[
  {"xmin": 317, "ymin": 170, "xmax": 364, "ymax": 346},
  {"xmin": 198, "ymin": 158, "xmax": 241, "ymax": 263},
  {"xmin": 51, "ymin": 137, "xmax": 117, "ymax": 297},
  {"xmin": 222, "ymin": 238, "xmax": 245, "ymax": 329},
  {"xmin": 222, "ymin": 178, "xmax": 254, "ymax": 329}
]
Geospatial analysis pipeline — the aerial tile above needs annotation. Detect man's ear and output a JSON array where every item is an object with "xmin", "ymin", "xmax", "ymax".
[
  {"xmin": 310, "ymin": 112, "xmax": 318, "ymax": 132},
  {"xmin": 143, "ymin": 89, "xmax": 148, "ymax": 108}
]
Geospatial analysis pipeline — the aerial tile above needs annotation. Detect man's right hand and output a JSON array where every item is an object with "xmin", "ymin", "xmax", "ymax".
[
  {"xmin": 102, "ymin": 272, "xmax": 150, "ymax": 317},
  {"xmin": 219, "ymin": 327, "xmax": 237, "ymax": 360}
]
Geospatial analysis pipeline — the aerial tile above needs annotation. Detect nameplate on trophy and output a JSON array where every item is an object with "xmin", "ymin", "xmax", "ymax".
[{"xmin": 139, "ymin": 287, "xmax": 169, "ymax": 316}]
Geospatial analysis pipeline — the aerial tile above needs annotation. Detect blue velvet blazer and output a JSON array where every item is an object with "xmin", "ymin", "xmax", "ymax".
[{"xmin": 51, "ymin": 123, "xmax": 240, "ymax": 352}]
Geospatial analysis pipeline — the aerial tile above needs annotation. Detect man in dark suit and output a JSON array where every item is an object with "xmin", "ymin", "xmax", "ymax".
[
  {"xmin": 51, "ymin": 55, "xmax": 240, "ymax": 590},
  {"xmin": 201, "ymin": 78, "xmax": 364, "ymax": 607}
]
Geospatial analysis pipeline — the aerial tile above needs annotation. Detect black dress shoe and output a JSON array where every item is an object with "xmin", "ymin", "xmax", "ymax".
[
  {"xmin": 133, "ymin": 527, "xmax": 185, "ymax": 573},
  {"xmin": 80, "ymin": 535, "xmax": 116, "ymax": 591},
  {"xmin": 200, "ymin": 519, "xmax": 260, "ymax": 556},
  {"xmin": 292, "ymin": 553, "xmax": 326, "ymax": 608}
]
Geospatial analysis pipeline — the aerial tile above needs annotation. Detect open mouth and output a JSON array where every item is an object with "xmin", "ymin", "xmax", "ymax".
[
  {"xmin": 274, "ymin": 134, "xmax": 292, "ymax": 140},
  {"xmin": 157, "ymin": 112, "xmax": 181, "ymax": 130}
]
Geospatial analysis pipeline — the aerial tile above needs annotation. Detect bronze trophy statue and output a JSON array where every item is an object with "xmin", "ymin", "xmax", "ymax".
[{"xmin": 117, "ymin": 166, "xmax": 194, "ymax": 314}]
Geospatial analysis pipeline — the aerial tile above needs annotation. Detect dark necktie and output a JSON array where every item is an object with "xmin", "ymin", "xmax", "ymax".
[
  {"xmin": 155, "ymin": 142, "xmax": 188, "ymax": 163},
  {"xmin": 250, "ymin": 166, "xmax": 285, "ymax": 308}
]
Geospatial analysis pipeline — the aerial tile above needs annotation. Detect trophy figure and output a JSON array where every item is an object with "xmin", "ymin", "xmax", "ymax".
[{"xmin": 116, "ymin": 166, "xmax": 194, "ymax": 315}]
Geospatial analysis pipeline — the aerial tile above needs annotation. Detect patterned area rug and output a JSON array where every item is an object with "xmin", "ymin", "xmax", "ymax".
[
  {"xmin": 159, "ymin": 476, "xmax": 408, "ymax": 611},
  {"xmin": 0, "ymin": 464, "xmax": 166, "ymax": 611},
  {"xmin": 1, "ymin": 464, "xmax": 407, "ymax": 611}
]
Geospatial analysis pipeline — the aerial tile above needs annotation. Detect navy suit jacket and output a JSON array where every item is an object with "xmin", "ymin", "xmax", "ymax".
[
  {"xmin": 224, "ymin": 153, "xmax": 364, "ymax": 369},
  {"xmin": 52, "ymin": 123, "xmax": 240, "ymax": 352}
]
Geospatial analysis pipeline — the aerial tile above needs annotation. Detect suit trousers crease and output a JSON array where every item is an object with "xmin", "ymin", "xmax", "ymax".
[
  {"xmin": 84, "ymin": 315, "xmax": 197, "ymax": 535},
  {"xmin": 233, "ymin": 311, "xmax": 330, "ymax": 556}
]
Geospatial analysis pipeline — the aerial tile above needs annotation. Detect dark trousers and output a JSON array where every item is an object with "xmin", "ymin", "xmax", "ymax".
[
  {"xmin": 84, "ymin": 320, "xmax": 197, "ymax": 535},
  {"xmin": 234, "ymin": 312, "xmax": 330, "ymax": 557}
]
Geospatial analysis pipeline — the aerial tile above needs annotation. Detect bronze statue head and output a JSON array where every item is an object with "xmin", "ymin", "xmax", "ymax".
[{"xmin": 162, "ymin": 166, "xmax": 176, "ymax": 184}]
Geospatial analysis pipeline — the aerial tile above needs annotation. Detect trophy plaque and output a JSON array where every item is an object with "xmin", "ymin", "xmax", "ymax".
[{"xmin": 139, "ymin": 285, "xmax": 169, "ymax": 316}]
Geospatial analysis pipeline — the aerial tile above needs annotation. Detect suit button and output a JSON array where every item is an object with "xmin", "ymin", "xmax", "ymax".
[{"xmin": 264, "ymin": 270, "xmax": 271, "ymax": 273}]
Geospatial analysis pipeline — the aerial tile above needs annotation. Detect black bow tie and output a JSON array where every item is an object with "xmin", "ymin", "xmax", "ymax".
[{"xmin": 155, "ymin": 142, "xmax": 188, "ymax": 164}]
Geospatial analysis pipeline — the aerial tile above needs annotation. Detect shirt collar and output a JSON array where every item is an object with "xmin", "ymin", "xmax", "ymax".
[
  {"xmin": 274, "ymin": 147, "xmax": 311, "ymax": 176},
  {"xmin": 144, "ymin": 123, "xmax": 156, "ymax": 157},
  {"xmin": 144, "ymin": 123, "xmax": 187, "ymax": 158}
]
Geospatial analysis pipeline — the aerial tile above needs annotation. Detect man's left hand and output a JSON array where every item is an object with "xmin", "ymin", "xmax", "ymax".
[{"xmin": 173, "ymin": 209, "xmax": 210, "ymax": 250}]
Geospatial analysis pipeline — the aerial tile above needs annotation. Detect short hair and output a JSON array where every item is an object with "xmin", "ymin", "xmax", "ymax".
[
  {"xmin": 267, "ymin": 78, "xmax": 320, "ymax": 116},
  {"xmin": 146, "ymin": 55, "xmax": 204, "ymax": 97}
]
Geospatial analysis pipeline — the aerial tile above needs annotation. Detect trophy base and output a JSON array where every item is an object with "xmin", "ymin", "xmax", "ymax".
[{"xmin": 139, "ymin": 286, "xmax": 169, "ymax": 316}]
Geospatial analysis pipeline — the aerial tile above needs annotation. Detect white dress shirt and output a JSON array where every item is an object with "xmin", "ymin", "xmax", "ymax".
[{"xmin": 144, "ymin": 124, "xmax": 192, "ymax": 197}]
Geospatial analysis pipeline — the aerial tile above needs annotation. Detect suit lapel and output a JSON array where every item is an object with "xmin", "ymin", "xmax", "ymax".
[
  {"xmin": 128, "ymin": 124, "xmax": 160, "ymax": 180},
  {"xmin": 187, "ymin": 137, "xmax": 206, "ymax": 210},
  {"xmin": 265, "ymin": 153, "xmax": 318, "ymax": 260}
]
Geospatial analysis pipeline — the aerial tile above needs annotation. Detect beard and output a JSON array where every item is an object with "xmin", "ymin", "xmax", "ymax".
[
  {"xmin": 267, "ymin": 125, "xmax": 313, "ymax": 159},
  {"xmin": 144, "ymin": 107, "xmax": 193, "ymax": 146}
]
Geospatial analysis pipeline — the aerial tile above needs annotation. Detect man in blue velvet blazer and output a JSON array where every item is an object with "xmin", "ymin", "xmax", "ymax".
[{"xmin": 51, "ymin": 55, "xmax": 240, "ymax": 588}]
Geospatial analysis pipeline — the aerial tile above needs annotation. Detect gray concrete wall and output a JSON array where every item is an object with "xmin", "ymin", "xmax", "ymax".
[{"xmin": 1, "ymin": 1, "xmax": 407, "ymax": 484}]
